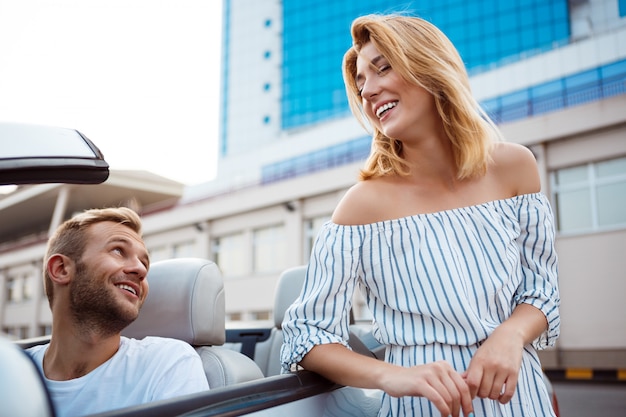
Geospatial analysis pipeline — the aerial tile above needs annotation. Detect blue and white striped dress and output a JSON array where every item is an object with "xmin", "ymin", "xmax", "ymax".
[{"xmin": 281, "ymin": 192, "xmax": 560, "ymax": 417}]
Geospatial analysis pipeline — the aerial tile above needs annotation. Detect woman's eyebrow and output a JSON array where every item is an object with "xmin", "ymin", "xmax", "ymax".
[{"xmin": 356, "ymin": 55, "xmax": 385, "ymax": 83}]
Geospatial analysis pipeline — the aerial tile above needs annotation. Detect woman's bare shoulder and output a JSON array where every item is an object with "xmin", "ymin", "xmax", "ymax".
[
  {"xmin": 332, "ymin": 179, "xmax": 390, "ymax": 225},
  {"xmin": 490, "ymin": 142, "xmax": 541, "ymax": 195}
]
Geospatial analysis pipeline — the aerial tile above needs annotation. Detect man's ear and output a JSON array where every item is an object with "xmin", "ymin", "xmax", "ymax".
[{"xmin": 47, "ymin": 254, "xmax": 74, "ymax": 286}]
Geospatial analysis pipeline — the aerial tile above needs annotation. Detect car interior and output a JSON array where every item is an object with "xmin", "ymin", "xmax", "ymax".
[
  {"xmin": 6, "ymin": 256, "xmax": 558, "ymax": 417},
  {"xmin": 122, "ymin": 257, "xmax": 265, "ymax": 388}
]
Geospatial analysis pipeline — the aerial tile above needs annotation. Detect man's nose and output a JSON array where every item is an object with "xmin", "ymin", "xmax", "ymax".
[{"xmin": 126, "ymin": 257, "xmax": 148, "ymax": 280}]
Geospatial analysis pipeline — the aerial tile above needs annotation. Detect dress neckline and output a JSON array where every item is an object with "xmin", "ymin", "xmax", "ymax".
[{"xmin": 328, "ymin": 192, "xmax": 545, "ymax": 228}]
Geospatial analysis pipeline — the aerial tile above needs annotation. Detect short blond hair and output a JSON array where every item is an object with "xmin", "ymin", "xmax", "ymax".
[
  {"xmin": 43, "ymin": 207, "xmax": 143, "ymax": 305},
  {"xmin": 342, "ymin": 14, "xmax": 501, "ymax": 180}
]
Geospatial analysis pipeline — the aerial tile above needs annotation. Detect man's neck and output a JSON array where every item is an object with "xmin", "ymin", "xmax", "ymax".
[{"xmin": 43, "ymin": 326, "xmax": 122, "ymax": 381}]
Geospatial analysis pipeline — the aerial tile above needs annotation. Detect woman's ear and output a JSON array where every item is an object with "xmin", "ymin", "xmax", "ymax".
[{"xmin": 47, "ymin": 254, "xmax": 74, "ymax": 286}]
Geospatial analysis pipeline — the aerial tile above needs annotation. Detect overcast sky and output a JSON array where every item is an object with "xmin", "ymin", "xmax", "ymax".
[{"xmin": 0, "ymin": 0, "xmax": 222, "ymax": 185}]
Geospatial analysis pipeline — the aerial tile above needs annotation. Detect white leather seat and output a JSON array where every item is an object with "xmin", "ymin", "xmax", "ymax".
[
  {"xmin": 252, "ymin": 265, "xmax": 308, "ymax": 376},
  {"xmin": 123, "ymin": 258, "xmax": 264, "ymax": 388},
  {"xmin": 0, "ymin": 336, "xmax": 55, "ymax": 417}
]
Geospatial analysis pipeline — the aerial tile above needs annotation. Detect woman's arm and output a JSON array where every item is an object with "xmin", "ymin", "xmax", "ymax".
[{"xmin": 301, "ymin": 343, "xmax": 475, "ymax": 417}]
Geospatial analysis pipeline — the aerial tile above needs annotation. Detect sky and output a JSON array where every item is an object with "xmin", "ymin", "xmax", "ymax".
[{"xmin": 0, "ymin": 0, "xmax": 222, "ymax": 185}]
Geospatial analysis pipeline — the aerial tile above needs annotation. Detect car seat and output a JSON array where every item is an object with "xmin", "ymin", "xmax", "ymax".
[
  {"xmin": 252, "ymin": 265, "xmax": 308, "ymax": 376},
  {"xmin": 0, "ymin": 336, "xmax": 56, "ymax": 417},
  {"xmin": 122, "ymin": 257, "xmax": 264, "ymax": 388}
]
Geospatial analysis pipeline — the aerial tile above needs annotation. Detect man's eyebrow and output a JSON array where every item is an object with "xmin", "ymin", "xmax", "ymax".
[
  {"xmin": 107, "ymin": 236, "xmax": 131, "ymax": 245},
  {"xmin": 108, "ymin": 237, "xmax": 150, "ymax": 264}
]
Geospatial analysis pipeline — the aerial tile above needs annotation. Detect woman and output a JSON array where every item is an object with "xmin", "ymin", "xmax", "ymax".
[{"xmin": 281, "ymin": 14, "xmax": 560, "ymax": 417}]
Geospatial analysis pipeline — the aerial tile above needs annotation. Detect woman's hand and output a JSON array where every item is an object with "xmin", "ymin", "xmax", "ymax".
[
  {"xmin": 463, "ymin": 304, "xmax": 549, "ymax": 404},
  {"xmin": 381, "ymin": 360, "xmax": 474, "ymax": 417},
  {"xmin": 463, "ymin": 326, "xmax": 524, "ymax": 404}
]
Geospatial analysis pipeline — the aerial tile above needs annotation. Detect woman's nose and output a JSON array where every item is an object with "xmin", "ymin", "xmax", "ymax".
[{"xmin": 360, "ymin": 78, "xmax": 380, "ymax": 100}]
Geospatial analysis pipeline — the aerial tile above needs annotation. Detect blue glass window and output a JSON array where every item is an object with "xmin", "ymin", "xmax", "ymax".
[
  {"xmin": 282, "ymin": 0, "xmax": 570, "ymax": 130},
  {"xmin": 480, "ymin": 59, "xmax": 626, "ymax": 124}
]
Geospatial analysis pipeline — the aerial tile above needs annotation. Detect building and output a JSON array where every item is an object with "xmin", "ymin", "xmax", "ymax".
[{"xmin": 1, "ymin": 0, "xmax": 625, "ymax": 371}]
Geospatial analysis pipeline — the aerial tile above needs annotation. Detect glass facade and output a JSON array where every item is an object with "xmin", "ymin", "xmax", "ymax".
[
  {"xmin": 282, "ymin": 0, "xmax": 570, "ymax": 130},
  {"xmin": 261, "ymin": 135, "xmax": 371, "ymax": 184}
]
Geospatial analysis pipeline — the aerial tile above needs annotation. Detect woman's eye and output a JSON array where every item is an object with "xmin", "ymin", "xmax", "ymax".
[{"xmin": 377, "ymin": 65, "xmax": 390, "ymax": 74}]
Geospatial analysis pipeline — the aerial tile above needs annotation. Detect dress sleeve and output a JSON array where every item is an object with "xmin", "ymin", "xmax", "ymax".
[
  {"xmin": 514, "ymin": 193, "xmax": 561, "ymax": 349},
  {"xmin": 280, "ymin": 222, "xmax": 363, "ymax": 372}
]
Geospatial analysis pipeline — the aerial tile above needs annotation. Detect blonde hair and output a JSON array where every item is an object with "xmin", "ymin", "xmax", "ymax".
[
  {"xmin": 342, "ymin": 14, "xmax": 501, "ymax": 180},
  {"xmin": 43, "ymin": 206, "xmax": 143, "ymax": 305}
]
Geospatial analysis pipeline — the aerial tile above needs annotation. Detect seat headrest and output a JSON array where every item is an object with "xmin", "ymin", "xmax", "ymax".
[
  {"xmin": 123, "ymin": 258, "xmax": 225, "ymax": 346},
  {"xmin": 273, "ymin": 265, "xmax": 307, "ymax": 328}
]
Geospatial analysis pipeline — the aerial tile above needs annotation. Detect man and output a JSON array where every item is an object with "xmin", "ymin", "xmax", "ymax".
[{"xmin": 27, "ymin": 207, "xmax": 209, "ymax": 417}]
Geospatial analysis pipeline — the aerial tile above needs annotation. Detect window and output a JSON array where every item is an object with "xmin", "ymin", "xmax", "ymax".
[
  {"xmin": 172, "ymin": 241, "xmax": 195, "ymax": 258},
  {"xmin": 551, "ymin": 156, "xmax": 626, "ymax": 233},
  {"xmin": 39, "ymin": 325, "xmax": 52, "ymax": 337},
  {"xmin": 250, "ymin": 310, "xmax": 271, "ymax": 321},
  {"xmin": 148, "ymin": 246, "xmax": 169, "ymax": 263},
  {"xmin": 226, "ymin": 312, "xmax": 242, "ymax": 322},
  {"xmin": 2, "ymin": 326, "xmax": 29, "ymax": 339},
  {"xmin": 253, "ymin": 225, "xmax": 286, "ymax": 273},
  {"xmin": 22, "ymin": 274, "xmax": 34, "ymax": 301},
  {"xmin": 213, "ymin": 233, "xmax": 247, "ymax": 277},
  {"xmin": 303, "ymin": 215, "xmax": 331, "ymax": 260},
  {"xmin": 5, "ymin": 273, "xmax": 37, "ymax": 303},
  {"xmin": 5, "ymin": 276, "xmax": 17, "ymax": 302}
]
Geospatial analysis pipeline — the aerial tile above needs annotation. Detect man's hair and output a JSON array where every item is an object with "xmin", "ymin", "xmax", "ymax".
[
  {"xmin": 342, "ymin": 14, "xmax": 502, "ymax": 181},
  {"xmin": 43, "ymin": 206, "xmax": 143, "ymax": 305}
]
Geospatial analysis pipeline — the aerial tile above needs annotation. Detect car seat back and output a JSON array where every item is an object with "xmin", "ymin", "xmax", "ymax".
[
  {"xmin": 0, "ymin": 336, "xmax": 56, "ymax": 417},
  {"xmin": 253, "ymin": 265, "xmax": 308, "ymax": 376},
  {"xmin": 123, "ymin": 258, "xmax": 264, "ymax": 388}
]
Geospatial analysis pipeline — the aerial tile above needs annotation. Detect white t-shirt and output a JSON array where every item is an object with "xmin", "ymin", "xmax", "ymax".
[{"xmin": 27, "ymin": 336, "xmax": 210, "ymax": 417}]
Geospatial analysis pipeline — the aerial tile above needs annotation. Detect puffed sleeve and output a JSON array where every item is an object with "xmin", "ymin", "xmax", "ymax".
[
  {"xmin": 514, "ymin": 193, "xmax": 560, "ymax": 349},
  {"xmin": 280, "ymin": 222, "xmax": 363, "ymax": 372}
]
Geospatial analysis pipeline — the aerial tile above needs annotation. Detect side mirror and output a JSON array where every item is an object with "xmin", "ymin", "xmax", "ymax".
[{"xmin": 0, "ymin": 122, "xmax": 109, "ymax": 185}]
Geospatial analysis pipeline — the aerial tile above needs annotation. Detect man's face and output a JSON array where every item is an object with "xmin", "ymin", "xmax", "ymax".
[{"xmin": 69, "ymin": 221, "xmax": 150, "ymax": 336}]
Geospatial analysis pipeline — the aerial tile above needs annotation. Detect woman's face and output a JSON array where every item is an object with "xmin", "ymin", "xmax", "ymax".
[{"xmin": 355, "ymin": 42, "xmax": 438, "ymax": 141}]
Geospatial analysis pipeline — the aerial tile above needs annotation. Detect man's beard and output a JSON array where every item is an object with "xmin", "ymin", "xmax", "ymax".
[{"xmin": 69, "ymin": 260, "xmax": 140, "ymax": 337}]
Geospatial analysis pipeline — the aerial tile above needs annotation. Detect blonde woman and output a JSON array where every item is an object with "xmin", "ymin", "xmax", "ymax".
[{"xmin": 281, "ymin": 14, "xmax": 560, "ymax": 417}]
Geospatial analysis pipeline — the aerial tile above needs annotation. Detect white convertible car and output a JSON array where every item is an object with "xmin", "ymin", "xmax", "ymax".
[{"xmin": 0, "ymin": 123, "xmax": 560, "ymax": 417}]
